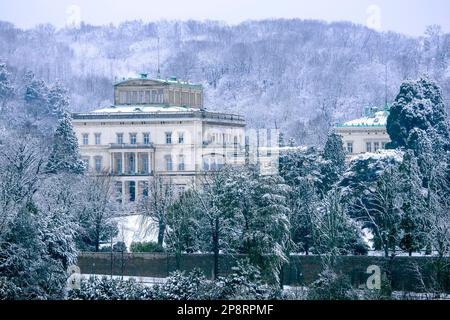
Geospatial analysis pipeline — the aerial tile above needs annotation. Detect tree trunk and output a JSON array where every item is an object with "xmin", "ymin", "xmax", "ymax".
[
  {"xmin": 175, "ymin": 248, "xmax": 181, "ymax": 270},
  {"xmin": 213, "ymin": 217, "xmax": 220, "ymax": 280},
  {"xmin": 157, "ymin": 220, "xmax": 166, "ymax": 246}
]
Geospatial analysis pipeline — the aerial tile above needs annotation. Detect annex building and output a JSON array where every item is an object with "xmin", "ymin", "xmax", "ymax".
[{"xmin": 336, "ymin": 105, "xmax": 391, "ymax": 157}]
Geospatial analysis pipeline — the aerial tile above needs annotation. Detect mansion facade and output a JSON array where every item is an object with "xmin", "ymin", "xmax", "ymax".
[{"xmin": 72, "ymin": 74, "xmax": 246, "ymax": 203}]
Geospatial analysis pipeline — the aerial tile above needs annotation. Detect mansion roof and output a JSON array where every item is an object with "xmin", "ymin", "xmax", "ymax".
[
  {"xmin": 72, "ymin": 105, "xmax": 245, "ymax": 126},
  {"xmin": 336, "ymin": 106, "xmax": 390, "ymax": 129}
]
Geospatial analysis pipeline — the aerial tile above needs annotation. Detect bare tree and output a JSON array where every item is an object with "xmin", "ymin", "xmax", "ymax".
[
  {"xmin": 77, "ymin": 173, "xmax": 120, "ymax": 252},
  {"xmin": 139, "ymin": 174, "xmax": 175, "ymax": 247},
  {"xmin": 354, "ymin": 165, "xmax": 403, "ymax": 258}
]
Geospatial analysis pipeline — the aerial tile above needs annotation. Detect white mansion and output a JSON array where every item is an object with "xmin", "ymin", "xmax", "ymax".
[
  {"xmin": 72, "ymin": 74, "xmax": 246, "ymax": 203},
  {"xmin": 335, "ymin": 105, "xmax": 391, "ymax": 157}
]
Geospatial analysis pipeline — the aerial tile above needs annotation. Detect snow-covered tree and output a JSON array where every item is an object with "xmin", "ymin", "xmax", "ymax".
[
  {"xmin": 320, "ymin": 132, "xmax": 346, "ymax": 193},
  {"xmin": 353, "ymin": 163, "xmax": 404, "ymax": 257},
  {"xmin": 76, "ymin": 175, "xmax": 119, "ymax": 252},
  {"xmin": 0, "ymin": 135, "xmax": 78, "ymax": 299},
  {"xmin": 398, "ymin": 151, "xmax": 427, "ymax": 256},
  {"xmin": 139, "ymin": 175, "xmax": 175, "ymax": 246},
  {"xmin": 246, "ymin": 174, "xmax": 291, "ymax": 286},
  {"xmin": 45, "ymin": 112, "xmax": 85, "ymax": 174},
  {"xmin": 387, "ymin": 76, "xmax": 450, "ymax": 151},
  {"xmin": 288, "ymin": 178, "xmax": 319, "ymax": 255},
  {"xmin": 23, "ymin": 71, "xmax": 49, "ymax": 119},
  {"xmin": 165, "ymin": 190, "xmax": 200, "ymax": 269},
  {"xmin": 313, "ymin": 189, "xmax": 368, "ymax": 256},
  {"xmin": 47, "ymin": 82, "xmax": 69, "ymax": 118},
  {"xmin": 0, "ymin": 63, "xmax": 14, "ymax": 113},
  {"xmin": 192, "ymin": 168, "xmax": 239, "ymax": 279}
]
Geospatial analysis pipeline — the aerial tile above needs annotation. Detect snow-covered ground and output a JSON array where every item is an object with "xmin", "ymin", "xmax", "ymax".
[
  {"xmin": 81, "ymin": 274, "xmax": 167, "ymax": 287},
  {"xmin": 113, "ymin": 214, "xmax": 158, "ymax": 249}
]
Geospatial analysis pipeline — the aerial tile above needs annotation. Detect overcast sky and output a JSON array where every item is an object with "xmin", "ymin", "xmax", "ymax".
[{"xmin": 0, "ymin": 0, "xmax": 449, "ymax": 36}]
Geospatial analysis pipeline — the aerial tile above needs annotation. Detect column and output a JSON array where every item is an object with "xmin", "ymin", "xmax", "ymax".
[
  {"xmin": 135, "ymin": 152, "xmax": 138, "ymax": 174},
  {"xmin": 147, "ymin": 152, "xmax": 153, "ymax": 174},
  {"xmin": 122, "ymin": 152, "xmax": 125, "ymax": 174},
  {"xmin": 122, "ymin": 181, "xmax": 125, "ymax": 204},
  {"xmin": 110, "ymin": 153, "xmax": 114, "ymax": 174}
]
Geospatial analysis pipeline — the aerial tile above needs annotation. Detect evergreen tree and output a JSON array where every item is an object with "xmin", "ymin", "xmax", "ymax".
[
  {"xmin": 0, "ymin": 63, "xmax": 14, "ymax": 113},
  {"xmin": 46, "ymin": 112, "xmax": 86, "ymax": 174},
  {"xmin": 323, "ymin": 132, "xmax": 346, "ymax": 169},
  {"xmin": 289, "ymin": 178, "xmax": 319, "ymax": 255},
  {"xmin": 397, "ymin": 151, "xmax": 427, "ymax": 256},
  {"xmin": 244, "ymin": 173, "xmax": 291, "ymax": 286},
  {"xmin": 320, "ymin": 132, "xmax": 346, "ymax": 193},
  {"xmin": 0, "ymin": 136, "xmax": 78, "ymax": 299},
  {"xmin": 47, "ymin": 82, "xmax": 69, "ymax": 118},
  {"xmin": 23, "ymin": 71, "xmax": 49, "ymax": 119},
  {"xmin": 387, "ymin": 76, "xmax": 450, "ymax": 151}
]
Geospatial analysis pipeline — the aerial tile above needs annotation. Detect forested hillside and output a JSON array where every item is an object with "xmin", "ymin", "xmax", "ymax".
[{"xmin": 1, "ymin": 19, "xmax": 449, "ymax": 145}]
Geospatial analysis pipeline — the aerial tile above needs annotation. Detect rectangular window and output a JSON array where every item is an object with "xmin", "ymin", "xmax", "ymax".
[
  {"xmin": 141, "ymin": 156, "xmax": 149, "ymax": 174},
  {"xmin": 130, "ymin": 133, "xmax": 137, "ymax": 145},
  {"xmin": 169, "ymin": 91, "xmax": 174, "ymax": 104},
  {"xmin": 82, "ymin": 134, "xmax": 89, "ymax": 145},
  {"xmin": 115, "ymin": 182, "xmax": 123, "ymax": 203},
  {"xmin": 140, "ymin": 181, "xmax": 149, "ymax": 199},
  {"xmin": 117, "ymin": 158, "xmax": 123, "ymax": 174},
  {"xmin": 127, "ymin": 154, "xmax": 136, "ymax": 174},
  {"xmin": 139, "ymin": 91, "xmax": 145, "ymax": 104},
  {"xmin": 366, "ymin": 142, "xmax": 372, "ymax": 153},
  {"xmin": 178, "ymin": 132, "xmax": 184, "ymax": 144},
  {"xmin": 158, "ymin": 89, "xmax": 164, "ymax": 103},
  {"xmin": 95, "ymin": 133, "xmax": 101, "ymax": 145},
  {"xmin": 143, "ymin": 133, "xmax": 150, "ymax": 145},
  {"xmin": 132, "ymin": 91, "xmax": 138, "ymax": 104},
  {"xmin": 178, "ymin": 155, "xmax": 185, "ymax": 171},
  {"xmin": 126, "ymin": 91, "xmax": 131, "ymax": 104},
  {"xmin": 129, "ymin": 181, "xmax": 136, "ymax": 202},
  {"xmin": 165, "ymin": 155, "xmax": 173, "ymax": 171},
  {"xmin": 165, "ymin": 132, "xmax": 172, "ymax": 144},
  {"xmin": 203, "ymin": 158, "xmax": 209, "ymax": 171},
  {"xmin": 95, "ymin": 157, "xmax": 102, "ymax": 173},
  {"xmin": 175, "ymin": 91, "xmax": 180, "ymax": 105},
  {"xmin": 347, "ymin": 142, "xmax": 353, "ymax": 154},
  {"xmin": 117, "ymin": 133, "xmax": 124, "ymax": 144},
  {"xmin": 374, "ymin": 142, "xmax": 380, "ymax": 152},
  {"xmin": 152, "ymin": 90, "xmax": 157, "ymax": 103},
  {"xmin": 196, "ymin": 93, "xmax": 201, "ymax": 107}
]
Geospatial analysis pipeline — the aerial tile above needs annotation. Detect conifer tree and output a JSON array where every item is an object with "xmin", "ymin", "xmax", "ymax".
[{"xmin": 46, "ymin": 112, "xmax": 85, "ymax": 174}]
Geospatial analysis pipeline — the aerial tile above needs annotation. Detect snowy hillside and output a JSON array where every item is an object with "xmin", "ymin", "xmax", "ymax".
[{"xmin": 0, "ymin": 19, "xmax": 449, "ymax": 145}]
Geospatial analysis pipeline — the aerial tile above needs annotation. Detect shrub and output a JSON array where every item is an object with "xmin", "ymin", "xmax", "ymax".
[
  {"xmin": 307, "ymin": 267, "xmax": 358, "ymax": 300},
  {"xmin": 68, "ymin": 276, "xmax": 153, "ymax": 300},
  {"xmin": 99, "ymin": 241, "xmax": 127, "ymax": 253},
  {"xmin": 152, "ymin": 269, "xmax": 211, "ymax": 300},
  {"xmin": 211, "ymin": 259, "xmax": 281, "ymax": 300},
  {"xmin": 130, "ymin": 241, "xmax": 164, "ymax": 253}
]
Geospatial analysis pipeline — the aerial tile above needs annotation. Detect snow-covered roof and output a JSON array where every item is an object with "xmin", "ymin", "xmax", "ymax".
[
  {"xmin": 337, "ymin": 108, "xmax": 389, "ymax": 128},
  {"xmin": 92, "ymin": 105, "xmax": 198, "ymax": 113},
  {"xmin": 351, "ymin": 149, "xmax": 404, "ymax": 163},
  {"xmin": 114, "ymin": 75, "xmax": 202, "ymax": 89}
]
